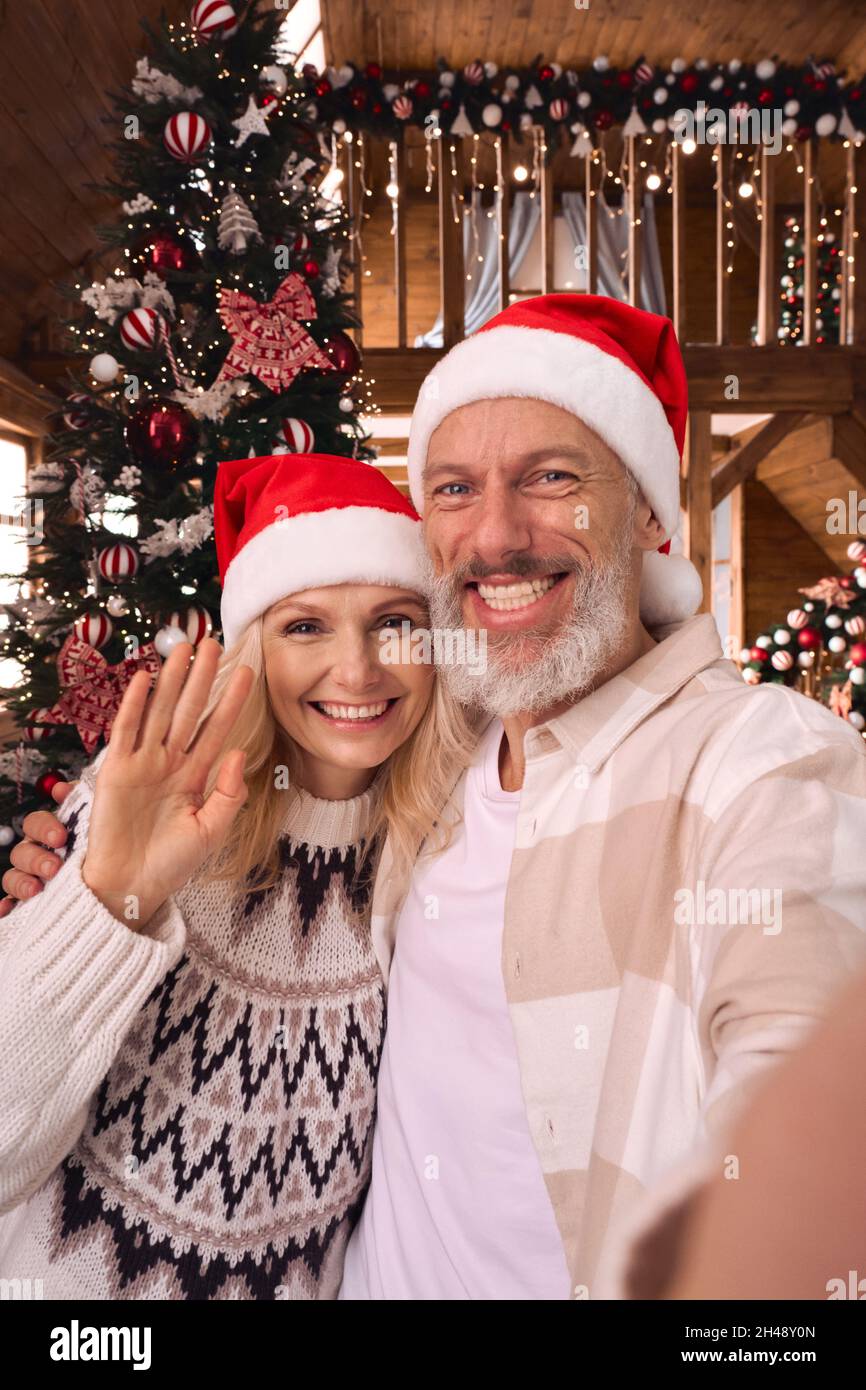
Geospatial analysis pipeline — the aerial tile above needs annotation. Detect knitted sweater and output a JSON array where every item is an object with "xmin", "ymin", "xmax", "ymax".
[{"xmin": 0, "ymin": 758, "xmax": 385, "ymax": 1300}]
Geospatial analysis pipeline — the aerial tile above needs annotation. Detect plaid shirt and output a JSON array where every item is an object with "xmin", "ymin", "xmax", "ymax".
[{"xmin": 369, "ymin": 613, "xmax": 866, "ymax": 1298}]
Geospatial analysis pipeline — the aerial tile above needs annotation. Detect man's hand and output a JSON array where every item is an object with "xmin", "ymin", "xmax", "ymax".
[{"xmin": 0, "ymin": 780, "xmax": 76, "ymax": 916}]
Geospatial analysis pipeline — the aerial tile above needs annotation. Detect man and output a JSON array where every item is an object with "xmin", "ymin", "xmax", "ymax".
[{"xmin": 7, "ymin": 295, "xmax": 866, "ymax": 1300}]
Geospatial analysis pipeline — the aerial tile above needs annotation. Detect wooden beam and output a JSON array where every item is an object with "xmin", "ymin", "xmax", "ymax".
[
  {"xmin": 672, "ymin": 143, "xmax": 686, "ymax": 340},
  {"xmin": 729, "ymin": 482, "xmax": 745, "ymax": 659},
  {"xmin": 497, "ymin": 135, "xmax": 511, "ymax": 313},
  {"xmin": 360, "ymin": 345, "xmax": 863, "ymax": 418},
  {"xmin": 756, "ymin": 144, "xmax": 777, "ymax": 345},
  {"xmin": 585, "ymin": 151, "xmax": 598, "ymax": 294},
  {"xmin": 802, "ymin": 139, "xmax": 818, "ymax": 345},
  {"xmin": 540, "ymin": 138, "xmax": 555, "ymax": 295},
  {"xmin": 627, "ymin": 134, "xmax": 642, "ymax": 307},
  {"xmin": 438, "ymin": 136, "xmax": 464, "ymax": 347},
  {"xmin": 712, "ymin": 413, "xmax": 806, "ymax": 507},
  {"xmin": 393, "ymin": 136, "xmax": 407, "ymax": 349},
  {"xmin": 683, "ymin": 410, "xmax": 713, "ymax": 614},
  {"xmin": 715, "ymin": 145, "xmax": 730, "ymax": 345},
  {"xmin": 832, "ymin": 411, "xmax": 866, "ymax": 492},
  {"xmin": 682, "ymin": 344, "xmax": 858, "ymax": 413},
  {"xmin": 347, "ymin": 134, "xmax": 364, "ymax": 348},
  {"xmin": 846, "ymin": 141, "xmax": 866, "ymax": 347}
]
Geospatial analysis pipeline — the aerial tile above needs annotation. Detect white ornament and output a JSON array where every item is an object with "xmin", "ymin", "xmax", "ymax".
[
  {"xmin": 260, "ymin": 64, "xmax": 288, "ymax": 95},
  {"xmin": 653, "ymin": 87, "xmax": 669, "ymax": 104},
  {"xmin": 503, "ymin": 74, "xmax": 520, "ymax": 92},
  {"xmin": 848, "ymin": 710, "xmax": 866, "ymax": 730},
  {"xmin": 782, "ymin": 119, "xmax": 798, "ymax": 137},
  {"xmin": 382, "ymin": 83, "xmax": 400, "ymax": 101},
  {"xmin": 0, "ymin": 826, "xmax": 14, "ymax": 847},
  {"xmin": 106, "ymin": 594, "xmax": 129, "ymax": 618},
  {"xmin": 755, "ymin": 59, "xmax": 777, "ymax": 81},
  {"xmin": 828, "ymin": 635, "xmax": 848, "ymax": 652},
  {"xmin": 850, "ymin": 666, "xmax": 866, "ymax": 685},
  {"xmin": 154, "ymin": 624, "xmax": 188, "ymax": 658},
  {"xmin": 218, "ymin": 188, "xmax": 262, "ymax": 253},
  {"xmin": 774, "ymin": 628, "xmax": 792, "ymax": 644},
  {"xmin": 755, "ymin": 634, "xmax": 773, "ymax": 649},
  {"xmin": 90, "ymin": 353, "xmax": 119, "ymax": 382},
  {"xmin": 482, "ymin": 103, "xmax": 503, "ymax": 127},
  {"xmin": 439, "ymin": 71, "xmax": 456, "ymax": 88},
  {"xmin": 592, "ymin": 56, "xmax": 609, "ymax": 73},
  {"xmin": 232, "ymin": 95, "xmax": 271, "ymax": 147},
  {"xmin": 577, "ymin": 91, "xmax": 592, "ymax": 108},
  {"xmin": 784, "ymin": 99, "xmax": 800, "ymax": 117},
  {"xmin": 797, "ymin": 651, "xmax": 816, "ymax": 668},
  {"xmin": 339, "ymin": 396, "xmax": 354, "ymax": 412},
  {"xmin": 728, "ymin": 59, "xmax": 742, "ymax": 74},
  {"xmin": 814, "ymin": 112, "xmax": 837, "ymax": 137},
  {"xmin": 709, "ymin": 76, "xmax": 724, "ymax": 91},
  {"xmin": 825, "ymin": 612, "xmax": 844, "ymax": 628},
  {"xmin": 652, "ymin": 118, "xmax": 667, "ymax": 133},
  {"xmin": 670, "ymin": 58, "xmax": 686, "ymax": 74}
]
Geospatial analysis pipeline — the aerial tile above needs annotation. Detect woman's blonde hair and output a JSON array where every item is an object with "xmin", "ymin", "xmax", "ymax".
[{"xmin": 197, "ymin": 613, "xmax": 479, "ymax": 893}]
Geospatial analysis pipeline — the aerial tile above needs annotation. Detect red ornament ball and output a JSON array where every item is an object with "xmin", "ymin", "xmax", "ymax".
[
  {"xmin": 849, "ymin": 642, "xmax": 866, "ymax": 666},
  {"xmin": 133, "ymin": 226, "xmax": 200, "ymax": 278},
  {"xmin": 36, "ymin": 770, "xmax": 64, "ymax": 799},
  {"xmin": 538, "ymin": 65, "xmax": 555, "ymax": 82},
  {"xmin": 124, "ymin": 398, "xmax": 199, "ymax": 470},
  {"xmin": 415, "ymin": 80, "xmax": 431, "ymax": 99},
  {"xmin": 797, "ymin": 626, "xmax": 823, "ymax": 650},
  {"xmin": 315, "ymin": 78, "xmax": 332, "ymax": 97},
  {"xmin": 749, "ymin": 646, "xmax": 770, "ymax": 662},
  {"xmin": 593, "ymin": 109, "xmax": 614, "ymax": 130},
  {"xmin": 322, "ymin": 330, "xmax": 361, "ymax": 377},
  {"xmin": 302, "ymin": 258, "xmax": 320, "ymax": 277},
  {"xmin": 681, "ymin": 73, "xmax": 699, "ymax": 93},
  {"xmin": 618, "ymin": 71, "xmax": 635, "ymax": 88},
  {"xmin": 350, "ymin": 87, "xmax": 367, "ymax": 109},
  {"xmin": 365, "ymin": 62, "xmax": 382, "ymax": 80}
]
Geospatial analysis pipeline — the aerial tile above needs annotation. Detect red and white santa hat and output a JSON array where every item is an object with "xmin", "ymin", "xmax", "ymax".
[
  {"xmin": 214, "ymin": 452, "xmax": 425, "ymax": 651},
  {"xmin": 407, "ymin": 293, "xmax": 703, "ymax": 626}
]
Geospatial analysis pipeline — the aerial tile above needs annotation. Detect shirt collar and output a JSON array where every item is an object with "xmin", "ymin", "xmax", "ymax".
[{"xmin": 517, "ymin": 612, "xmax": 725, "ymax": 772}]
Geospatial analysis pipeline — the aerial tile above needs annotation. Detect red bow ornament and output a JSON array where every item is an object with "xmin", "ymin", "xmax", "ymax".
[
  {"xmin": 43, "ymin": 633, "xmax": 162, "ymax": 755},
  {"xmin": 214, "ymin": 272, "xmax": 335, "ymax": 392}
]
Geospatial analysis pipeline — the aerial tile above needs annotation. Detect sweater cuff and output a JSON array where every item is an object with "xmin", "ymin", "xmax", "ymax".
[{"xmin": 19, "ymin": 858, "xmax": 186, "ymax": 1042}]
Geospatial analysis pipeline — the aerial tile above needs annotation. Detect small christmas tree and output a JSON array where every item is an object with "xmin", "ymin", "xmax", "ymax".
[{"xmin": 778, "ymin": 214, "xmax": 843, "ymax": 343}]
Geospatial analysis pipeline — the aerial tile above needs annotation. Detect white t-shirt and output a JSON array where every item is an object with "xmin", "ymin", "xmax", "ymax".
[{"xmin": 339, "ymin": 717, "xmax": 572, "ymax": 1300}]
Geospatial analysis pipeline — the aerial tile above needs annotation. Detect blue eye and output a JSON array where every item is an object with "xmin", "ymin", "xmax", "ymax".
[
  {"xmin": 283, "ymin": 621, "xmax": 320, "ymax": 636},
  {"xmin": 380, "ymin": 614, "xmax": 417, "ymax": 630},
  {"xmin": 435, "ymin": 482, "xmax": 470, "ymax": 496}
]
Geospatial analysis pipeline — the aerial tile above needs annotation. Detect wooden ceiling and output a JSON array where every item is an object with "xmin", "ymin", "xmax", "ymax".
[
  {"xmin": 0, "ymin": 0, "xmax": 188, "ymax": 365},
  {"xmin": 322, "ymin": 0, "xmax": 866, "ymax": 74}
]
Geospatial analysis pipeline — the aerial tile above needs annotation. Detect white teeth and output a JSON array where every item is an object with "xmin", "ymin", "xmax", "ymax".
[
  {"xmin": 476, "ymin": 575, "xmax": 558, "ymax": 610},
  {"xmin": 317, "ymin": 701, "xmax": 389, "ymax": 721}
]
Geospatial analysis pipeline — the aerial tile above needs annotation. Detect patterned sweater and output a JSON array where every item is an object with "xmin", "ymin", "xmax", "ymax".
[{"xmin": 0, "ymin": 761, "xmax": 385, "ymax": 1300}]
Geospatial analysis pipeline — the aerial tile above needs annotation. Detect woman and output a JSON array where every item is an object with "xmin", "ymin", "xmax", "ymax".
[{"xmin": 0, "ymin": 452, "xmax": 475, "ymax": 1300}]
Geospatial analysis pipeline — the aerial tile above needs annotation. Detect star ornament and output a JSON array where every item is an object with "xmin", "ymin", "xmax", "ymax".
[{"xmin": 232, "ymin": 95, "xmax": 272, "ymax": 147}]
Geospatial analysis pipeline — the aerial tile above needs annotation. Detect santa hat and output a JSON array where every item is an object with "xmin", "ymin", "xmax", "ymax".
[
  {"xmin": 214, "ymin": 452, "xmax": 425, "ymax": 651},
  {"xmin": 407, "ymin": 294, "xmax": 703, "ymax": 626}
]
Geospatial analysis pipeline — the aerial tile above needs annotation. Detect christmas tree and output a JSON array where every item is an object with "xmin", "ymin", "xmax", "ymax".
[
  {"xmin": 778, "ymin": 214, "xmax": 843, "ymax": 343},
  {"xmin": 739, "ymin": 541, "xmax": 866, "ymax": 740},
  {"xmin": 0, "ymin": 2, "xmax": 370, "ymax": 856}
]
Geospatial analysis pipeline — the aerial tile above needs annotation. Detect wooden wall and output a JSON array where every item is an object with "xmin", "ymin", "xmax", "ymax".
[{"xmin": 744, "ymin": 478, "xmax": 838, "ymax": 639}]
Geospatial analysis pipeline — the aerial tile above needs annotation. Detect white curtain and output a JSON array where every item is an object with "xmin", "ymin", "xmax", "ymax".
[
  {"xmin": 561, "ymin": 190, "xmax": 666, "ymax": 315},
  {"xmin": 415, "ymin": 190, "xmax": 541, "ymax": 348}
]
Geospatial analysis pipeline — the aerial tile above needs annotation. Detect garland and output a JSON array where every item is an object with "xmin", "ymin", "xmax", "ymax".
[{"xmin": 298, "ymin": 56, "xmax": 866, "ymax": 156}]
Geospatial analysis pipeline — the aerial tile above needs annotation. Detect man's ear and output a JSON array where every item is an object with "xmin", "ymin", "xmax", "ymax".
[{"xmin": 632, "ymin": 491, "xmax": 667, "ymax": 552}]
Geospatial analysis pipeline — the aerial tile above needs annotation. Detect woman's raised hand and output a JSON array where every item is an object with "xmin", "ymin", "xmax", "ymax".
[{"xmin": 81, "ymin": 637, "xmax": 254, "ymax": 929}]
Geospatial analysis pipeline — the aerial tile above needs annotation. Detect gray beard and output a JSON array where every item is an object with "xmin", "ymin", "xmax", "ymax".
[{"xmin": 421, "ymin": 519, "xmax": 637, "ymax": 719}]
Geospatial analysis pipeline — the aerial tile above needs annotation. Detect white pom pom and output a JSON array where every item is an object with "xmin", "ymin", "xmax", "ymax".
[{"xmin": 639, "ymin": 550, "xmax": 704, "ymax": 626}]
